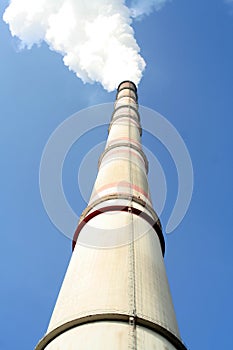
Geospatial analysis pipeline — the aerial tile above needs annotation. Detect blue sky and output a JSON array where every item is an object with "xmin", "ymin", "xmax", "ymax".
[{"xmin": 1, "ymin": 1, "xmax": 233, "ymax": 349}]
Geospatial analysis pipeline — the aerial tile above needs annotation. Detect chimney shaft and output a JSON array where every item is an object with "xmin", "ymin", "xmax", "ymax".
[{"xmin": 36, "ymin": 81, "xmax": 187, "ymax": 350}]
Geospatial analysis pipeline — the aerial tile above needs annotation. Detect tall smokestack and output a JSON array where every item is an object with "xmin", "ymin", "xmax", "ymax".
[{"xmin": 35, "ymin": 81, "xmax": 187, "ymax": 350}]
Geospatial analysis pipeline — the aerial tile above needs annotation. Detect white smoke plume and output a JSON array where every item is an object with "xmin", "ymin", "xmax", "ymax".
[
  {"xmin": 129, "ymin": 0, "xmax": 170, "ymax": 18},
  {"xmin": 3, "ymin": 0, "xmax": 168, "ymax": 91}
]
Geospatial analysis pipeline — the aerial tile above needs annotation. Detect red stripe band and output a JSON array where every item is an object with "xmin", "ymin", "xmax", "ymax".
[{"xmin": 72, "ymin": 205, "xmax": 165, "ymax": 256}]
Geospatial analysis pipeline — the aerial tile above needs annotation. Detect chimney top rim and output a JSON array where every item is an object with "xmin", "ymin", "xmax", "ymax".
[{"xmin": 117, "ymin": 80, "xmax": 137, "ymax": 92}]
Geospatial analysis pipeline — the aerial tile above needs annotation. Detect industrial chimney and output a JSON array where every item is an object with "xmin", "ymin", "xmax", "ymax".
[{"xmin": 36, "ymin": 81, "xmax": 187, "ymax": 350}]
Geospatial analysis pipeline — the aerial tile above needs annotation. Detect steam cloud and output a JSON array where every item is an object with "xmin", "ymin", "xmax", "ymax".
[
  {"xmin": 3, "ymin": 0, "xmax": 169, "ymax": 91},
  {"xmin": 130, "ymin": 0, "xmax": 170, "ymax": 18}
]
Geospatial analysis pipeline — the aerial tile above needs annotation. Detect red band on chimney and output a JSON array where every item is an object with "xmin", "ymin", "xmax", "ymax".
[{"xmin": 72, "ymin": 205, "xmax": 165, "ymax": 255}]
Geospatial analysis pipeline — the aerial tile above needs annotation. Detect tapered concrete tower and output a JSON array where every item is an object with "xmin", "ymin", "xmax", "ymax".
[{"xmin": 36, "ymin": 81, "xmax": 187, "ymax": 350}]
